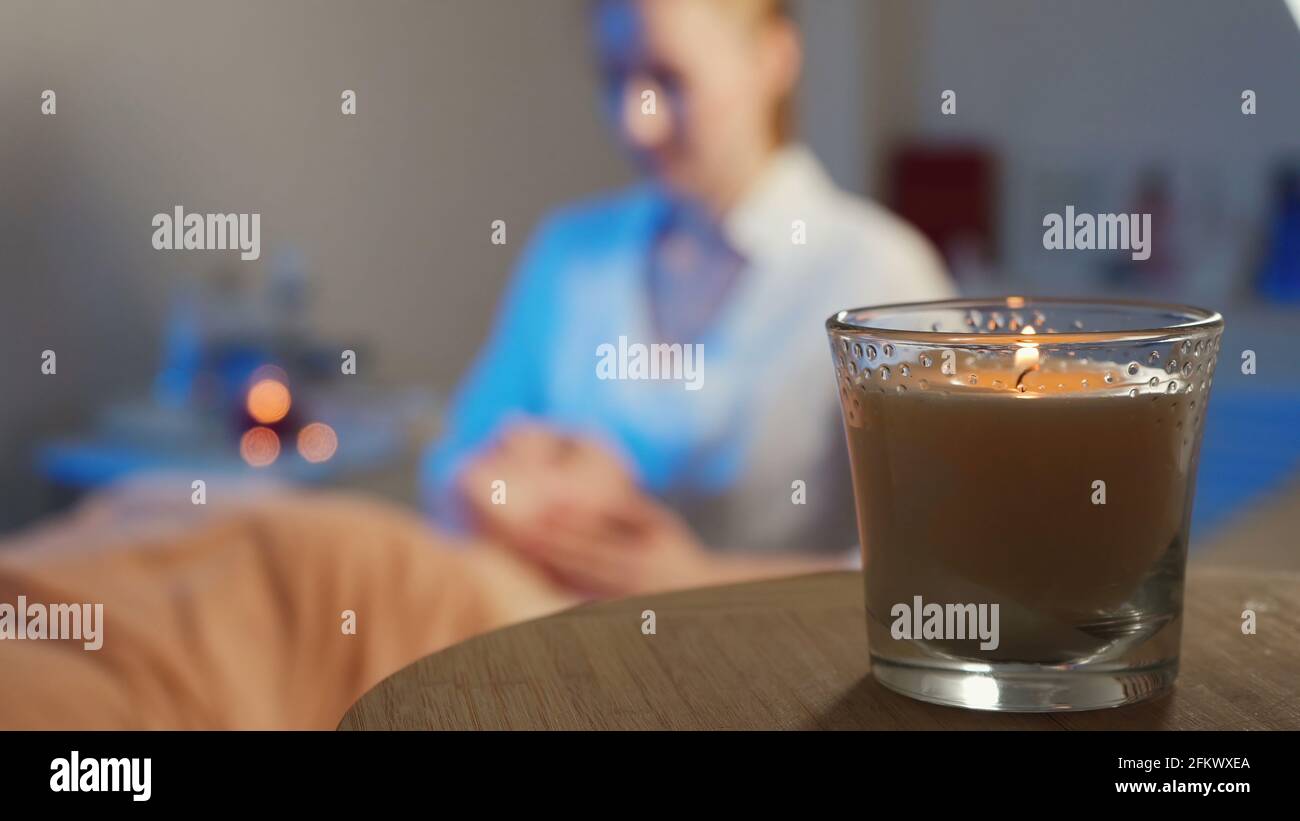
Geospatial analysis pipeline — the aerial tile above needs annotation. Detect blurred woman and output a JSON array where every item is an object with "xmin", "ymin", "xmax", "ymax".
[{"xmin": 424, "ymin": 0, "xmax": 954, "ymax": 595}]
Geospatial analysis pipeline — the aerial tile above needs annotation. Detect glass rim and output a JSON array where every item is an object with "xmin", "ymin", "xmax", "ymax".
[{"xmin": 826, "ymin": 296, "xmax": 1223, "ymax": 346}]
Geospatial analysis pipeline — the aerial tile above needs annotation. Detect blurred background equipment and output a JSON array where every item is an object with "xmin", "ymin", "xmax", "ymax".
[
  {"xmin": 34, "ymin": 251, "xmax": 437, "ymax": 513},
  {"xmin": 1257, "ymin": 165, "xmax": 1300, "ymax": 302}
]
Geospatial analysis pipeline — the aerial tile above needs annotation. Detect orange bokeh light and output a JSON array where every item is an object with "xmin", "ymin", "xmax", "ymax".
[
  {"xmin": 297, "ymin": 422, "xmax": 338, "ymax": 464},
  {"xmin": 247, "ymin": 378, "xmax": 292, "ymax": 424},
  {"xmin": 240, "ymin": 426, "xmax": 281, "ymax": 467}
]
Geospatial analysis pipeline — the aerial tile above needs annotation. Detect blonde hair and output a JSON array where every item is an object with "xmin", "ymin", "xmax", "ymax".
[
  {"xmin": 720, "ymin": 0, "xmax": 791, "ymax": 25},
  {"xmin": 723, "ymin": 0, "xmax": 795, "ymax": 143}
]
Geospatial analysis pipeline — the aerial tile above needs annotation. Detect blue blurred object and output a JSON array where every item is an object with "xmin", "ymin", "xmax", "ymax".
[
  {"xmin": 1192, "ymin": 387, "xmax": 1300, "ymax": 538},
  {"xmin": 1257, "ymin": 167, "xmax": 1300, "ymax": 303}
]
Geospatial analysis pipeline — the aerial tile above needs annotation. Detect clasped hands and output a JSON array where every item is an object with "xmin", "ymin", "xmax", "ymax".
[{"xmin": 453, "ymin": 421, "xmax": 715, "ymax": 597}]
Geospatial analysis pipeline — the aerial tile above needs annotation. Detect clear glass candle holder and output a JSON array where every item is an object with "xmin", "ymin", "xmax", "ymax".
[{"xmin": 826, "ymin": 297, "xmax": 1224, "ymax": 712}]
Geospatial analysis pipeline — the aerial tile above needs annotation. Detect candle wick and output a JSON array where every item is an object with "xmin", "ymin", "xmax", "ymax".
[{"xmin": 1016, "ymin": 366, "xmax": 1038, "ymax": 388}]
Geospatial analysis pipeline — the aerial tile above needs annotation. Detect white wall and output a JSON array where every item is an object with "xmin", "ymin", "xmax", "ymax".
[{"xmin": 795, "ymin": 0, "xmax": 872, "ymax": 194}]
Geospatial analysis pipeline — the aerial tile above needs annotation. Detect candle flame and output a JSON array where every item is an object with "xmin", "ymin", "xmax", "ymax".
[{"xmin": 1014, "ymin": 325, "xmax": 1039, "ymax": 380}]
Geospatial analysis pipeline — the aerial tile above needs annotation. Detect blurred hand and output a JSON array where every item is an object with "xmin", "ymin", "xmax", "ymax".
[
  {"xmin": 455, "ymin": 419, "xmax": 718, "ymax": 597},
  {"xmin": 455, "ymin": 420, "xmax": 639, "ymax": 546},
  {"xmin": 516, "ymin": 493, "xmax": 714, "ymax": 598}
]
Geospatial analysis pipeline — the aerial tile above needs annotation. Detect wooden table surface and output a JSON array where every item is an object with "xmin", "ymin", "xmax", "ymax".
[{"xmin": 340, "ymin": 563, "xmax": 1300, "ymax": 730}]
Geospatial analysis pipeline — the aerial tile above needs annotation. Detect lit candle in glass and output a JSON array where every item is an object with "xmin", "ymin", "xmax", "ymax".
[{"xmin": 827, "ymin": 297, "xmax": 1223, "ymax": 711}]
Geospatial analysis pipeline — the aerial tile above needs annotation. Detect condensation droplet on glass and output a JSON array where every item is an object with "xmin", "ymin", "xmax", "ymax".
[
  {"xmin": 1127, "ymin": 362, "xmax": 1140, "ymax": 376},
  {"xmin": 883, "ymin": 343, "xmax": 895, "ymax": 357},
  {"xmin": 1166, "ymin": 358, "xmax": 1178, "ymax": 374},
  {"xmin": 879, "ymin": 366, "xmax": 890, "ymax": 381},
  {"xmin": 1167, "ymin": 380, "xmax": 1178, "ymax": 393},
  {"xmin": 920, "ymin": 354, "xmax": 933, "ymax": 368},
  {"xmin": 1103, "ymin": 371, "xmax": 1114, "ymax": 384},
  {"xmin": 900, "ymin": 363, "xmax": 911, "ymax": 377},
  {"xmin": 853, "ymin": 342, "xmax": 863, "ymax": 358},
  {"xmin": 1128, "ymin": 387, "xmax": 1138, "ymax": 397},
  {"xmin": 1148, "ymin": 350, "xmax": 1160, "ymax": 364},
  {"xmin": 968, "ymin": 373, "xmax": 978, "ymax": 385},
  {"xmin": 866, "ymin": 344, "xmax": 877, "ymax": 361},
  {"xmin": 1149, "ymin": 376, "xmax": 1160, "ymax": 388}
]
